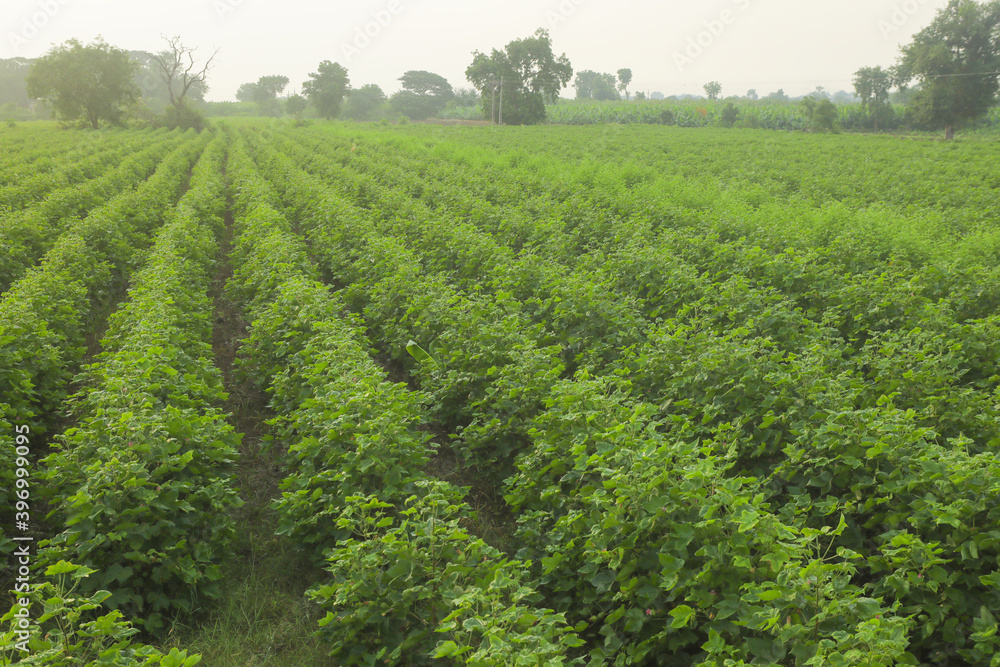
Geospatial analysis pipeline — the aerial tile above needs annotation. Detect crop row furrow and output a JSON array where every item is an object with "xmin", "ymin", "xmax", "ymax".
[
  {"xmin": 226, "ymin": 134, "xmax": 584, "ymax": 664},
  {"xmin": 0, "ymin": 128, "xmax": 194, "ymax": 293},
  {"xmin": 38, "ymin": 133, "xmax": 241, "ymax": 637},
  {"xmin": 0, "ymin": 128, "xmax": 169, "ymax": 211},
  {"xmin": 0, "ymin": 132, "xmax": 211, "ymax": 581}
]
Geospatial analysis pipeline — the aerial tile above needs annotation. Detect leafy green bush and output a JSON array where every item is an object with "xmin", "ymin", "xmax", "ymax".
[
  {"xmin": 308, "ymin": 485, "xmax": 584, "ymax": 665},
  {"xmin": 0, "ymin": 560, "xmax": 201, "ymax": 666},
  {"xmin": 158, "ymin": 103, "xmax": 206, "ymax": 132},
  {"xmin": 39, "ymin": 136, "xmax": 241, "ymax": 635}
]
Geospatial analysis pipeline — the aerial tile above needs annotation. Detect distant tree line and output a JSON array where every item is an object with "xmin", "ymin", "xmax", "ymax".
[{"xmin": 5, "ymin": 0, "xmax": 998, "ymax": 137}]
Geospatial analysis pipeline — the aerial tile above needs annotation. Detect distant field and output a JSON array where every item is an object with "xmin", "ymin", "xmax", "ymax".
[
  {"xmin": 3, "ymin": 121, "xmax": 1000, "ymax": 665},
  {"xmin": 441, "ymin": 98, "xmax": 1000, "ymax": 133}
]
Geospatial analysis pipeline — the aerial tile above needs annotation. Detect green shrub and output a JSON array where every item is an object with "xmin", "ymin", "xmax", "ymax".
[{"xmin": 0, "ymin": 560, "xmax": 201, "ymax": 666}]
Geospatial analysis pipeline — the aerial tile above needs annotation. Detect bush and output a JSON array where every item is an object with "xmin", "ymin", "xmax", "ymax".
[
  {"xmin": 719, "ymin": 102, "xmax": 740, "ymax": 128},
  {"xmin": 0, "ymin": 560, "xmax": 201, "ymax": 666},
  {"xmin": 159, "ymin": 103, "xmax": 206, "ymax": 131},
  {"xmin": 800, "ymin": 96, "xmax": 840, "ymax": 133}
]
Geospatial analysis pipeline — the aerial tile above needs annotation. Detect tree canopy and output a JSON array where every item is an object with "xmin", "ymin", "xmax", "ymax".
[
  {"xmin": 26, "ymin": 38, "xmax": 138, "ymax": 129},
  {"xmin": 345, "ymin": 84, "xmax": 387, "ymax": 121},
  {"xmin": 574, "ymin": 70, "xmax": 619, "ymax": 101},
  {"xmin": 853, "ymin": 66, "xmax": 896, "ymax": 130},
  {"xmin": 391, "ymin": 71, "xmax": 452, "ymax": 120},
  {"xmin": 286, "ymin": 93, "xmax": 307, "ymax": 119},
  {"xmin": 898, "ymin": 0, "xmax": 1000, "ymax": 138},
  {"xmin": 466, "ymin": 29, "xmax": 572, "ymax": 125},
  {"xmin": 303, "ymin": 60, "xmax": 350, "ymax": 120},
  {"xmin": 251, "ymin": 74, "xmax": 289, "ymax": 116},
  {"xmin": 617, "ymin": 68, "xmax": 633, "ymax": 100},
  {"xmin": 704, "ymin": 81, "xmax": 722, "ymax": 100}
]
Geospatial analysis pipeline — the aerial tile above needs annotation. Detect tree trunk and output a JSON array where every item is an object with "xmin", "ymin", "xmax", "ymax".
[{"xmin": 945, "ymin": 124, "xmax": 955, "ymax": 140}]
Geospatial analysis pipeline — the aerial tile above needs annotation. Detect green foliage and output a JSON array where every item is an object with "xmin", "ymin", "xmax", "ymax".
[
  {"xmin": 899, "ymin": 0, "xmax": 1000, "ymax": 138},
  {"xmin": 617, "ymin": 68, "xmax": 632, "ymax": 99},
  {"xmin": 466, "ymin": 28, "xmax": 573, "ymax": 125},
  {"xmin": 248, "ymin": 75, "xmax": 289, "ymax": 117},
  {"xmin": 0, "ymin": 560, "xmax": 201, "ymax": 666},
  {"xmin": 233, "ymin": 120, "xmax": 1000, "ymax": 663},
  {"xmin": 506, "ymin": 376, "xmax": 911, "ymax": 665},
  {"xmin": 719, "ymin": 102, "xmax": 739, "ymax": 128},
  {"xmin": 391, "ymin": 71, "xmax": 452, "ymax": 120},
  {"xmin": 285, "ymin": 93, "xmax": 308, "ymax": 119},
  {"xmin": 9, "ymin": 113, "xmax": 1000, "ymax": 663},
  {"xmin": 310, "ymin": 486, "xmax": 583, "ymax": 665},
  {"xmin": 342, "ymin": 85, "xmax": 384, "ymax": 121},
  {"xmin": 26, "ymin": 38, "xmax": 139, "ymax": 129},
  {"xmin": 0, "ymin": 131, "xmax": 208, "ymax": 443},
  {"xmin": 853, "ymin": 65, "xmax": 897, "ymax": 130},
  {"xmin": 158, "ymin": 101, "xmax": 206, "ymax": 131},
  {"xmin": 800, "ymin": 95, "xmax": 840, "ymax": 132},
  {"xmin": 39, "ymin": 135, "xmax": 240, "ymax": 635},
  {"xmin": 574, "ymin": 70, "xmax": 620, "ymax": 101},
  {"xmin": 302, "ymin": 60, "xmax": 350, "ymax": 119}
]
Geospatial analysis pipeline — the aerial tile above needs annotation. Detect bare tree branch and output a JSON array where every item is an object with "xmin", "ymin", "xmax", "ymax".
[{"xmin": 150, "ymin": 35, "xmax": 219, "ymax": 108}]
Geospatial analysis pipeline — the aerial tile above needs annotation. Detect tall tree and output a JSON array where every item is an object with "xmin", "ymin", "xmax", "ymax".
[
  {"xmin": 800, "ymin": 96, "xmax": 840, "ymax": 133},
  {"xmin": 391, "ymin": 71, "xmax": 452, "ymax": 120},
  {"xmin": 617, "ymin": 68, "xmax": 633, "ymax": 100},
  {"xmin": 303, "ymin": 60, "xmax": 350, "ymax": 120},
  {"xmin": 252, "ymin": 74, "xmax": 289, "ymax": 116},
  {"xmin": 466, "ymin": 29, "xmax": 572, "ymax": 125},
  {"xmin": 236, "ymin": 82, "xmax": 257, "ymax": 103},
  {"xmin": 399, "ymin": 70, "xmax": 452, "ymax": 98},
  {"xmin": 130, "ymin": 50, "xmax": 206, "ymax": 112},
  {"xmin": 898, "ymin": 0, "xmax": 1000, "ymax": 139},
  {"xmin": 286, "ymin": 93, "xmax": 307, "ymax": 120},
  {"xmin": 853, "ymin": 66, "xmax": 896, "ymax": 130},
  {"xmin": 574, "ymin": 70, "xmax": 619, "ymax": 101},
  {"xmin": 254, "ymin": 75, "xmax": 289, "ymax": 100},
  {"xmin": 703, "ymin": 81, "xmax": 722, "ymax": 100},
  {"xmin": 150, "ymin": 36, "xmax": 218, "ymax": 112},
  {"xmin": 26, "ymin": 38, "xmax": 138, "ymax": 129},
  {"xmin": 345, "ymin": 83, "xmax": 386, "ymax": 121}
]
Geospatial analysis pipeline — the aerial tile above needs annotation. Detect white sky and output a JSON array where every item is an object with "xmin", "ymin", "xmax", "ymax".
[{"xmin": 2, "ymin": 0, "xmax": 952, "ymax": 101}]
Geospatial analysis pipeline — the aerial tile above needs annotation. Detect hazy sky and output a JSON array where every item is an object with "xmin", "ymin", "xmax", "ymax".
[{"xmin": 2, "ymin": 0, "xmax": 953, "ymax": 101}]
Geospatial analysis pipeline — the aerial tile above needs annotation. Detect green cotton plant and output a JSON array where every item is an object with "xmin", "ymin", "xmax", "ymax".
[
  {"xmin": 38, "ymin": 135, "xmax": 240, "ymax": 636},
  {"xmin": 223, "ymin": 120, "xmax": 1000, "ymax": 662},
  {"xmin": 0, "ymin": 131, "xmax": 210, "ymax": 438},
  {"xmin": 308, "ymin": 484, "xmax": 582, "ymax": 665},
  {"xmin": 226, "ymin": 140, "xmax": 582, "ymax": 665},
  {"xmin": 0, "ymin": 560, "xmax": 201, "ymax": 666},
  {"xmin": 0, "ymin": 129, "xmax": 185, "ymax": 293},
  {"xmin": 248, "ymin": 280, "xmax": 432, "ymax": 560},
  {"xmin": 505, "ymin": 375, "xmax": 911, "ymax": 665}
]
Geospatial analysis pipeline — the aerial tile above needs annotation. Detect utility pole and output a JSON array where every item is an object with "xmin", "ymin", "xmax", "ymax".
[{"xmin": 490, "ymin": 73, "xmax": 497, "ymax": 125}]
